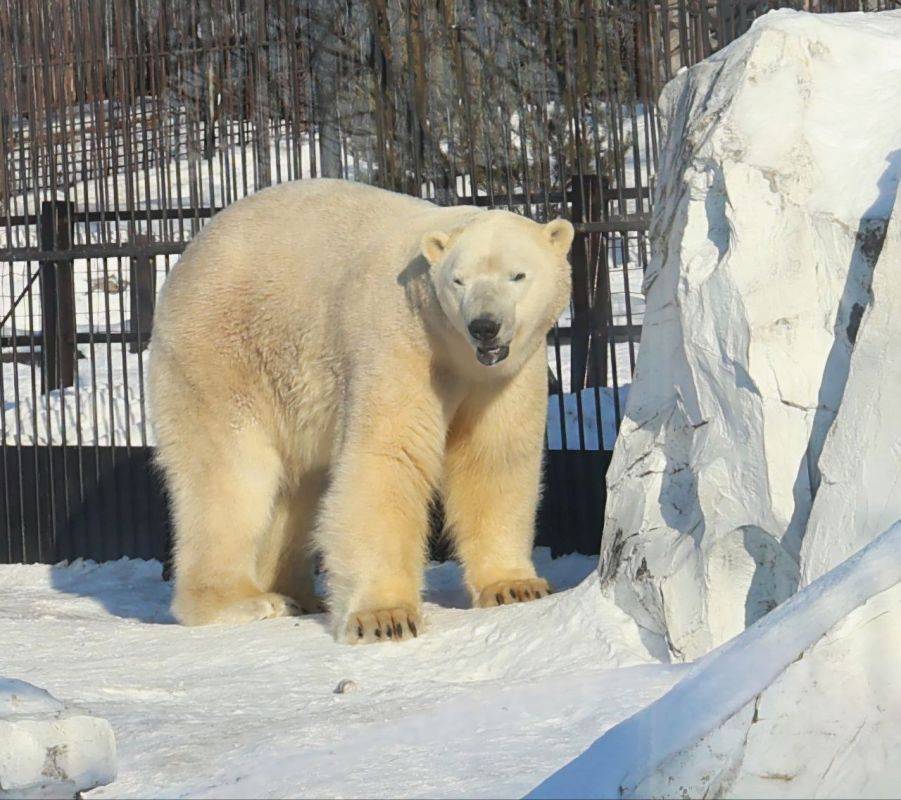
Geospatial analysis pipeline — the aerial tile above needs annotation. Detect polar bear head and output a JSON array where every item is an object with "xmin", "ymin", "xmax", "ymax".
[{"xmin": 421, "ymin": 211, "xmax": 574, "ymax": 372}]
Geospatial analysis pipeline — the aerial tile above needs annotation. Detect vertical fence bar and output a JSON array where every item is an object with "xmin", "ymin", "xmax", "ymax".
[
  {"xmin": 570, "ymin": 178, "xmax": 590, "ymax": 392},
  {"xmin": 39, "ymin": 200, "xmax": 76, "ymax": 394},
  {"xmin": 583, "ymin": 176, "xmax": 609, "ymax": 390},
  {"xmin": 129, "ymin": 247, "xmax": 155, "ymax": 353}
]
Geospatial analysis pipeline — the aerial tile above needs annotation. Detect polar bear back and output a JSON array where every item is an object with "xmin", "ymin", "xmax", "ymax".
[
  {"xmin": 158, "ymin": 178, "xmax": 479, "ymax": 330},
  {"xmin": 149, "ymin": 180, "xmax": 482, "ymax": 449}
]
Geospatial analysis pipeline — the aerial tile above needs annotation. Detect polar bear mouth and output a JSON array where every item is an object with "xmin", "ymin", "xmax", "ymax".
[{"xmin": 476, "ymin": 344, "xmax": 510, "ymax": 366}]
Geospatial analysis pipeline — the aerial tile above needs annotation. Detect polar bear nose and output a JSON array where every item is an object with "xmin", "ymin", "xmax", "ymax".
[{"xmin": 468, "ymin": 316, "xmax": 501, "ymax": 342}]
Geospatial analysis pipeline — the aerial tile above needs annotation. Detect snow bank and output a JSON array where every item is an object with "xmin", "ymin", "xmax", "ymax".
[
  {"xmin": 800, "ymin": 183, "xmax": 901, "ymax": 584},
  {"xmin": 3, "ymin": 347, "xmax": 631, "ymax": 450},
  {"xmin": 599, "ymin": 9, "xmax": 901, "ymax": 660},
  {"xmin": 528, "ymin": 520, "xmax": 901, "ymax": 799},
  {"xmin": 0, "ymin": 678, "xmax": 116, "ymax": 799},
  {"xmin": 2, "ymin": 377, "xmax": 151, "ymax": 447},
  {"xmin": 546, "ymin": 386, "xmax": 629, "ymax": 451}
]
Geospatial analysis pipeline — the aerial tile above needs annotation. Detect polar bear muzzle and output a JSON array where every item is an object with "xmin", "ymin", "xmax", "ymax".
[{"xmin": 467, "ymin": 316, "xmax": 510, "ymax": 366}]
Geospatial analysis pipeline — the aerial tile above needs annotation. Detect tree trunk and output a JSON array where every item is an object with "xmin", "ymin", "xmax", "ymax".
[{"xmin": 310, "ymin": 1, "xmax": 343, "ymax": 179}]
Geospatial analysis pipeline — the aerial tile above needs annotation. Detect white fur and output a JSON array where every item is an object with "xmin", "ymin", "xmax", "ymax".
[{"xmin": 148, "ymin": 179, "xmax": 573, "ymax": 642}]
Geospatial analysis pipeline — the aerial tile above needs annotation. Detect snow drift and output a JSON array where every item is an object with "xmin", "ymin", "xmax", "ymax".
[
  {"xmin": 0, "ymin": 678, "xmax": 116, "ymax": 799},
  {"xmin": 529, "ymin": 521, "xmax": 901, "ymax": 799},
  {"xmin": 598, "ymin": 8, "xmax": 901, "ymax": 660}
]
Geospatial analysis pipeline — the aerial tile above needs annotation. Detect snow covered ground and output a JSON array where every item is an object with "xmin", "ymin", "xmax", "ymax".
[
  {"xmin": 6, "ymin": 528, "xmax": 897, "ymax": 799},
  {"xmin": 0, "ymin": 549, "xmax": 682, "ymax": 798}
]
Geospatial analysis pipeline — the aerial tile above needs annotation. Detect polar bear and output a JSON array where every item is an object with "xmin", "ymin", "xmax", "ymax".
[{"xmin": 149, "ymin": 178, "xmax": 573, "ymax": 643}]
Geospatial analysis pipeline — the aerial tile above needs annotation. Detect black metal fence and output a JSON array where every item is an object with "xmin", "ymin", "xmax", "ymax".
[{"xmin": 2, "ymin": 0, "xmax": 897, "ymax": 565}]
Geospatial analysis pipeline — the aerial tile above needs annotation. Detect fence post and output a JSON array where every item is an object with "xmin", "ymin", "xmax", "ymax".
[
  {"xmin": 588, "ymin": 175, "xmax": 610, "ymax": 388},
  {"xmin": 39, "ymin": 199, "xmax": 76, "ymax": 394},
  {"xmin": 570, "ymin": 174, "xmax": 607, "ymax": 390},
  {"xmin": 129, "ymin": 248, "xmax": 155, "ymax": 353},
  {"xmin": 570, "ymin": 179, "xmax": 588, "ymax": 392}
]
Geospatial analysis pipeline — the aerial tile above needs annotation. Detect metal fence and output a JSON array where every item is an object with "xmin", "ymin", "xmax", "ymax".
[{"xmin": 1, "ymin": 0, "xmax": 897, "ymax": 565}]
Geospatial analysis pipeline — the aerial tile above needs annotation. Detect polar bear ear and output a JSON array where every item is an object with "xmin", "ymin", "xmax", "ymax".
[
  {"xmin": 421, "ymin": 231, "xmax": 451, "ymax": 266},
  {"xmin": 545, "ymin": 218, "xmax": 575, "ymax": 256}
]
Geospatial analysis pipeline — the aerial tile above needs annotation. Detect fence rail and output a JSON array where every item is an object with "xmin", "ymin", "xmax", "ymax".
[{"xmin": 2, "ymin": 0, "xmax": 898, "ymax": 565}]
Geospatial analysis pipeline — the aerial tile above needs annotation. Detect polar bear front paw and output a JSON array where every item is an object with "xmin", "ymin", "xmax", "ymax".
[
  {"xmin": 343, "ymin": 606, "xmax": 422, "ymax": 644},
  {"xmin": 476, "ymin": 578, "xmax": 552, "ymax": 607}
]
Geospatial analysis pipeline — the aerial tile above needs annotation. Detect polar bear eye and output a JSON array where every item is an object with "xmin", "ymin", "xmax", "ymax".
[
  {"xmin": 512, "ymin": 272, "xmax": 526, "ymax": 282},
  {"xmin": 453, "ymin": 277, "xmax": 464, "ymax": 287}
]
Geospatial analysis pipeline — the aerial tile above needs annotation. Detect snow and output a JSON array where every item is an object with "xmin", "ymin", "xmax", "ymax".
[
  {"xmin": 0, "ymin": 678, "xmax": 116, "ymax": 799},
  {"xmin": 0, "ymin": 549, "xmax": 683, "ymax": 798},
  {"xmin": 800, "ymin": 182, "xmax": 901, "ymax": 585},
  {"xmin": 546, "ymin": 386, "xmax": 629, "ymax": 451},
  {"xmin": 2, "ymin": 370, "xmax": 152, "ymax": 448},
  {"xmin": 528, "ymin": 520, "xmax": 901, "ymax": 799},
  {"xmin": 598, "ymin": 8, "xmax": 901, "ymax": 660}
]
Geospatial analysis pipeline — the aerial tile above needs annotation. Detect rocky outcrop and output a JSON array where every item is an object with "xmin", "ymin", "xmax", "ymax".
[{"xmin": 599, "ymin": 9, "xmax": 901, "ymax": 660}]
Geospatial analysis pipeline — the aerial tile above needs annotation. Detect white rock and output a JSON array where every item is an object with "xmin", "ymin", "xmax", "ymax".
[
  {"xmin": 528, "ymin": 521, "xmax": 901, "ymax": 799},
  {"xmin": 800, "ymin": 183, "xmax": 901, "ymax": 584},
  {"xmin": 0, "ymin": 678, "xmax": 116, "ymax": 799},
  {"xmin": 599, "ymin": 9, "xmax": 901, "ymax": 660}
]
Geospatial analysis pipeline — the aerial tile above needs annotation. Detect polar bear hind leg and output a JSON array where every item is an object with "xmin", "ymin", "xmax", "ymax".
[
  {"xmin": 167, "ymin": 428, "xmax": 303, "ymax": 625},
  {"xmin": 256, "ymin": 468, "xmax": 328, "ymax": 615}
]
